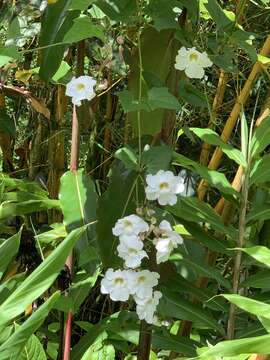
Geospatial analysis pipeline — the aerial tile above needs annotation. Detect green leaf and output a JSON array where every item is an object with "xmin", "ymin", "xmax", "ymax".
[
  {"xmin": 17, "ymin": 334, "xmax": 47, "ymax": 360},
  {"xmin": 172, "ymin": 253, "xmax": 231, "ymax": 289},
  {"xmin": 190, "ymin": 127, "xmax": 247, "ymax": 167},
  {"xmin": 242, "ymin": 270, "xmax": 270, "ymax": 289},
  {"xmin": 39, "ymin": 0, "xmax": 77, "ymax": 81},
  {"xmin": 60, "ymin": 170, "xmax": 98, "ymax": 271},
  {"xmin": 222, "ymin": 294, "xmax": 270, "ymax": 321},
  {"xmin": 197, "ymin": 334, "xmax": 270, "ymax": 359},
  {"xmin": 0, "ymin": 226, "xmax": 86, "ymax": 326},
  {"xmin": 0, "ymin": 230, "xmax": 21, "ymax": 280},
  {"xmin": 118, "ymin": 90, "xmax": 149, "ymax": 113},
  {"xmin": 172, "ymin": 152, "xmax": 239, "ymax": 202},
  {"xmin": 96, "ymin": 162, "xmax": 137, "ymax": 267},
  {"xmin": 246, "ymin": 204, "xmax": 270, "ymax": 223},
  {"xmin": 204, "ymin": 0, "xmax": 235, "ymax": 31},
  {"xmin": 182, "ymin": 221, "xmax": 229, "ymax": 255},
  {"xmin": 0, "ymin": 47, "xmax": 21, "ymax": 67},
  {"xmin": 62, "ymin": 15, "xmax": 105, "ymax": 43},
  {"xmin": 241, "ymin": 246, "xmax": 270, "ymax": 268},
  {"xmin": 152, "ymin": 329, "xmax": 197, "ymax": 357},
  {"xmin": 178, "ymin": 80, "xmax": 208, "ymax": 108},
  {"xmin": 52, "ymin": 61, "xmax": 71, "ymax": 83},
  {"xmin": 159, "ymin": 288, "xmax": 224, "ymax": 333},
  {"xmin": 142, "ymin": 145, "xmax": 173, "ymax": 174},
  {"xmin": 68, "ymin": 0, "xmax": 96, "ymax": 10},
  {"xmin": 114, "ymin": 147, "xmax": 138, "ymax": 170},
  {"xmin": 147, "ymin": 87, "xmax": 180, "ymax": 110},
  {"xmin": 0, "ymin": 292, "xmax": 59, "ymax": 360},
  {"xmin": 251, "ymin": 116, "xmax": 270, "ymax": 157},
  {"xmin": 0, "ymin": 109, "xmax": 16, "ymax": 137},
  {"xmin": 0, "ymin": 199, "xmax": 60, "ymax": 220},
  {"xmin": 94, "ymin": 0, "xmax": 137, "ymax": 22},
  {"xmin": 168, "ymin": 196, "xmax": 237, "ymax": 239},
  {"xmin": 250, "ymin": 154, "xmax": 270, "ymax": 185}
]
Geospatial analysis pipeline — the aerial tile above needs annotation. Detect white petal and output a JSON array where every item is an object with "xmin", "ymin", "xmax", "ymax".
[
  {"xmin": 198, "ymin": 52, "xmax": 213, "ymax": 68},
  {"xmin": 185, "ymin": 62, "xmax": 205, "ymax": 79}
]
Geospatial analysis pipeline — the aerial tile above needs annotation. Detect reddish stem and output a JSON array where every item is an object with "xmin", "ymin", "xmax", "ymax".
[
  {"xmin": 63, "ymin": 105, "xmax": 79, "ymax": 359},
  {"xmin": 63, "ymin": 312, "xmax": 73, "ymax": 360}
]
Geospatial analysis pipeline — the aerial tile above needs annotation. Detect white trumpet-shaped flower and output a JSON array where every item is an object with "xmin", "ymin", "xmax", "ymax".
[
  {"xmin": 112, "ymin": 214, "xmax": 149, "ymax": 237},
  {"xmin": 117, "ymin": 235, "xmax": 148, "ymax": 269},
  {"xmin": 154, "ymin": 220, "xmax": 183, "ymax": 264},
  {"xmin": 129, "ymin": 270, "xmax": 160, "ymax": 300},
  {"xmin": 175, "ymin": 47, "xmax": 212, "ymax": 79},
  {"xmin": 145, "ymin": 170, "xmax": 184, "ymax": 206},
  {"xmin": 134, "ymin": 291, "xmax": 162, "ymax": 324},
  {"xmin": 65, "ymin": 75, "xmax": 96, "ymax": 106},
  {"xmin": 100, "ymin": 268, "xmax": 133, "ymax": 301}
]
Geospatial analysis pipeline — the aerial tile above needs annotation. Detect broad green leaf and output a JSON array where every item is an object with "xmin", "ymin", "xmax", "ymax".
[
  {"xmin": 145, "ymin": 0, "xmax": 180, "ymax": 31},
  {"xmin": 128, "ymin": 27, "xmax": 180, "ymax": 135},
  {"xmin": 0, "ymin": 226, "xmax": 86, "ymax": 326},
  {"xmin": 182, "ymin": 221, "xmax": 229, "ymax": 255},
  {"xmin": 159, "ymin": 288, "xmax": 224, "ymax": 333},
  {"xmin": 147, "ymin": 87, "xmax": 180, "ymax": 110},
  {"xmin": 172, "ymin": 253, "xmax": 231, "ymax": 289},
  {"xmin": 163, "ymin": 273, "xmax": 228, "ymax": 312},
  {"xmin": 118, "ymin": 90, "xmax": 149, "ymax": 113},
  {"xmin": 0, "ymin": 47, "xmax": 21, "ymax": 67},
  {"xmin": 178, "ymin": 80, "xmax": 208, "ymax": 108},
  {"xmin": 17, "ymin": 334, "xmax": 46, "ymax": 360},
  {"xmin": 152, "ymin": 329, "xmax": 198, "ymax": 357},
  {"xmin": 240, "ymin": 246, "xmax": 270, "ymax": 268},
  {"xmin": 172, "ymin": 152, "xmax": 239, "ymax": 203},
  {"xmin": 250, "ymin": 154, "xmax": 270, "ymax": 185},
  {"xmin": 190, "ymin": 127, "xmax": 247, "ymax": 167},
  {"xmin": 62, "ymin": 15, "xmax": 105, "ymax": 43},
  {"xmin": 0, "ymin": 292, "xmax": 59, "ymax": 359},
  {"xmin": 204, "ymin": 0, "xmax": 235, "ymax": 30},
  {"xmin": 35, "ymin": 223, "xmax": 66, "ymax": 245},
  {"xmin": 0, "ymin": 109, "xmax": 16, "ymax": 137},
  {"xmin": 0, "ymin": 199, "xmax": 60, "ymax": 220},
  {"xmin": 242, "ymin": 270, "xmax": 270, "ymax": 288},
  {"xmin": 52, "ymin": 61, "xmax": 71, "ymax": 82},
  {"xmin": 96, "ymin": 162, "xmax": 137, "ymax": 267},
  {"xmin": 0, "ymin": 273, "xmax": 26, "ymax": 305},
  {"xmin": 222, "ymin": 294, "xmax": 270, "ymax": 320},
  {"xmin": 94, "ymin": 0, "xmax": 137, "ymax": 22},
  {"xmin": 39, "ymin": 0, "xmax": 77, "ymax": 80},
  {"xmin": 114, "ymin": 147, "xmax": 138, "ymax": 170},
  {"xmin": 251, "ymin": 116, "xmax": 270, "ymax": 157},
  {"xmin": 246, "ymin": 204, "xmax": 270, "ymax": 223},
  {"xmin": 60, "ymin": 170, "xmax": 98, "ymax": 271},
  {"xmin": 68, "ymin": 0, "xmax": 95, "ymax": 10},
  {"xmin": 142, "ymin": 145, "xmax": 173, "ymax": 174},
  {"xmin": 197, "ymin": 334, "xmax": 270, "ymax": 358},
  {"xmin": 168, "ymin": 196, "xmax": 237, "ymax": 239},
  {"xmin": 0, "ymin": 230, "xmax": 21, "ymax": 280}
]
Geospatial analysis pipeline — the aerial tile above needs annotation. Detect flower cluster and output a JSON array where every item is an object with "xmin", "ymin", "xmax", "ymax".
[
  {"xmin": 175, "ymin": 46, "xmax": 212, "ymax": 79},
  {"xmin": 101, "ymin": 171, "xmax": 185, "ymax": 324},
  {"xmin": 65, "ymin": 75, "xmax": 96, "ymax": 106}
]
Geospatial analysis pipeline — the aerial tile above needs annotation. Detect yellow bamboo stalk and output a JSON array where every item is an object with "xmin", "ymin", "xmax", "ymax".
[{"xmin": 198, "ymin": 34, "xmax": 270, "ymax": 200}]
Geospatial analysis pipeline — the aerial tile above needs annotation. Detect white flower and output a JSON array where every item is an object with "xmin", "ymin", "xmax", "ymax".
[
  {"xmin": 117, "ymin": 235, "xmax": 148, "ymax": 269},
  {"xmin": 65, "ymin": 76, "xmax": 96, "ymax": 106},
  {"xmin": 154, "ymin": 220, "xmax": 183, "ymax": 264},
  {"xmin": 129, "ymin": 270, "xmax": 160, "ymax": 300},
  {"xmin": 134, "ymin": 291, "xmax": 162, "ymax": 324},
  {"xmin": 100, "ymin": 268, "xmax": 133, "ymax": 301},
  {"xmin": 145, "ymin": 170, "xmax": 184, "ymax": 206},
  {"xmin": 175, "ymin": 47, "xmax": 212, "ymax": 79},
  {"xmin": 112, "ymin": 214, "xmax": 149, "ymax": 237}
]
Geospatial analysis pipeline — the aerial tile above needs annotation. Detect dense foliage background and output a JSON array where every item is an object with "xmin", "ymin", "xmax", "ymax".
[{"xmin": 1, "ymin": 0, "xmax": 270, "ymax": 359}]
